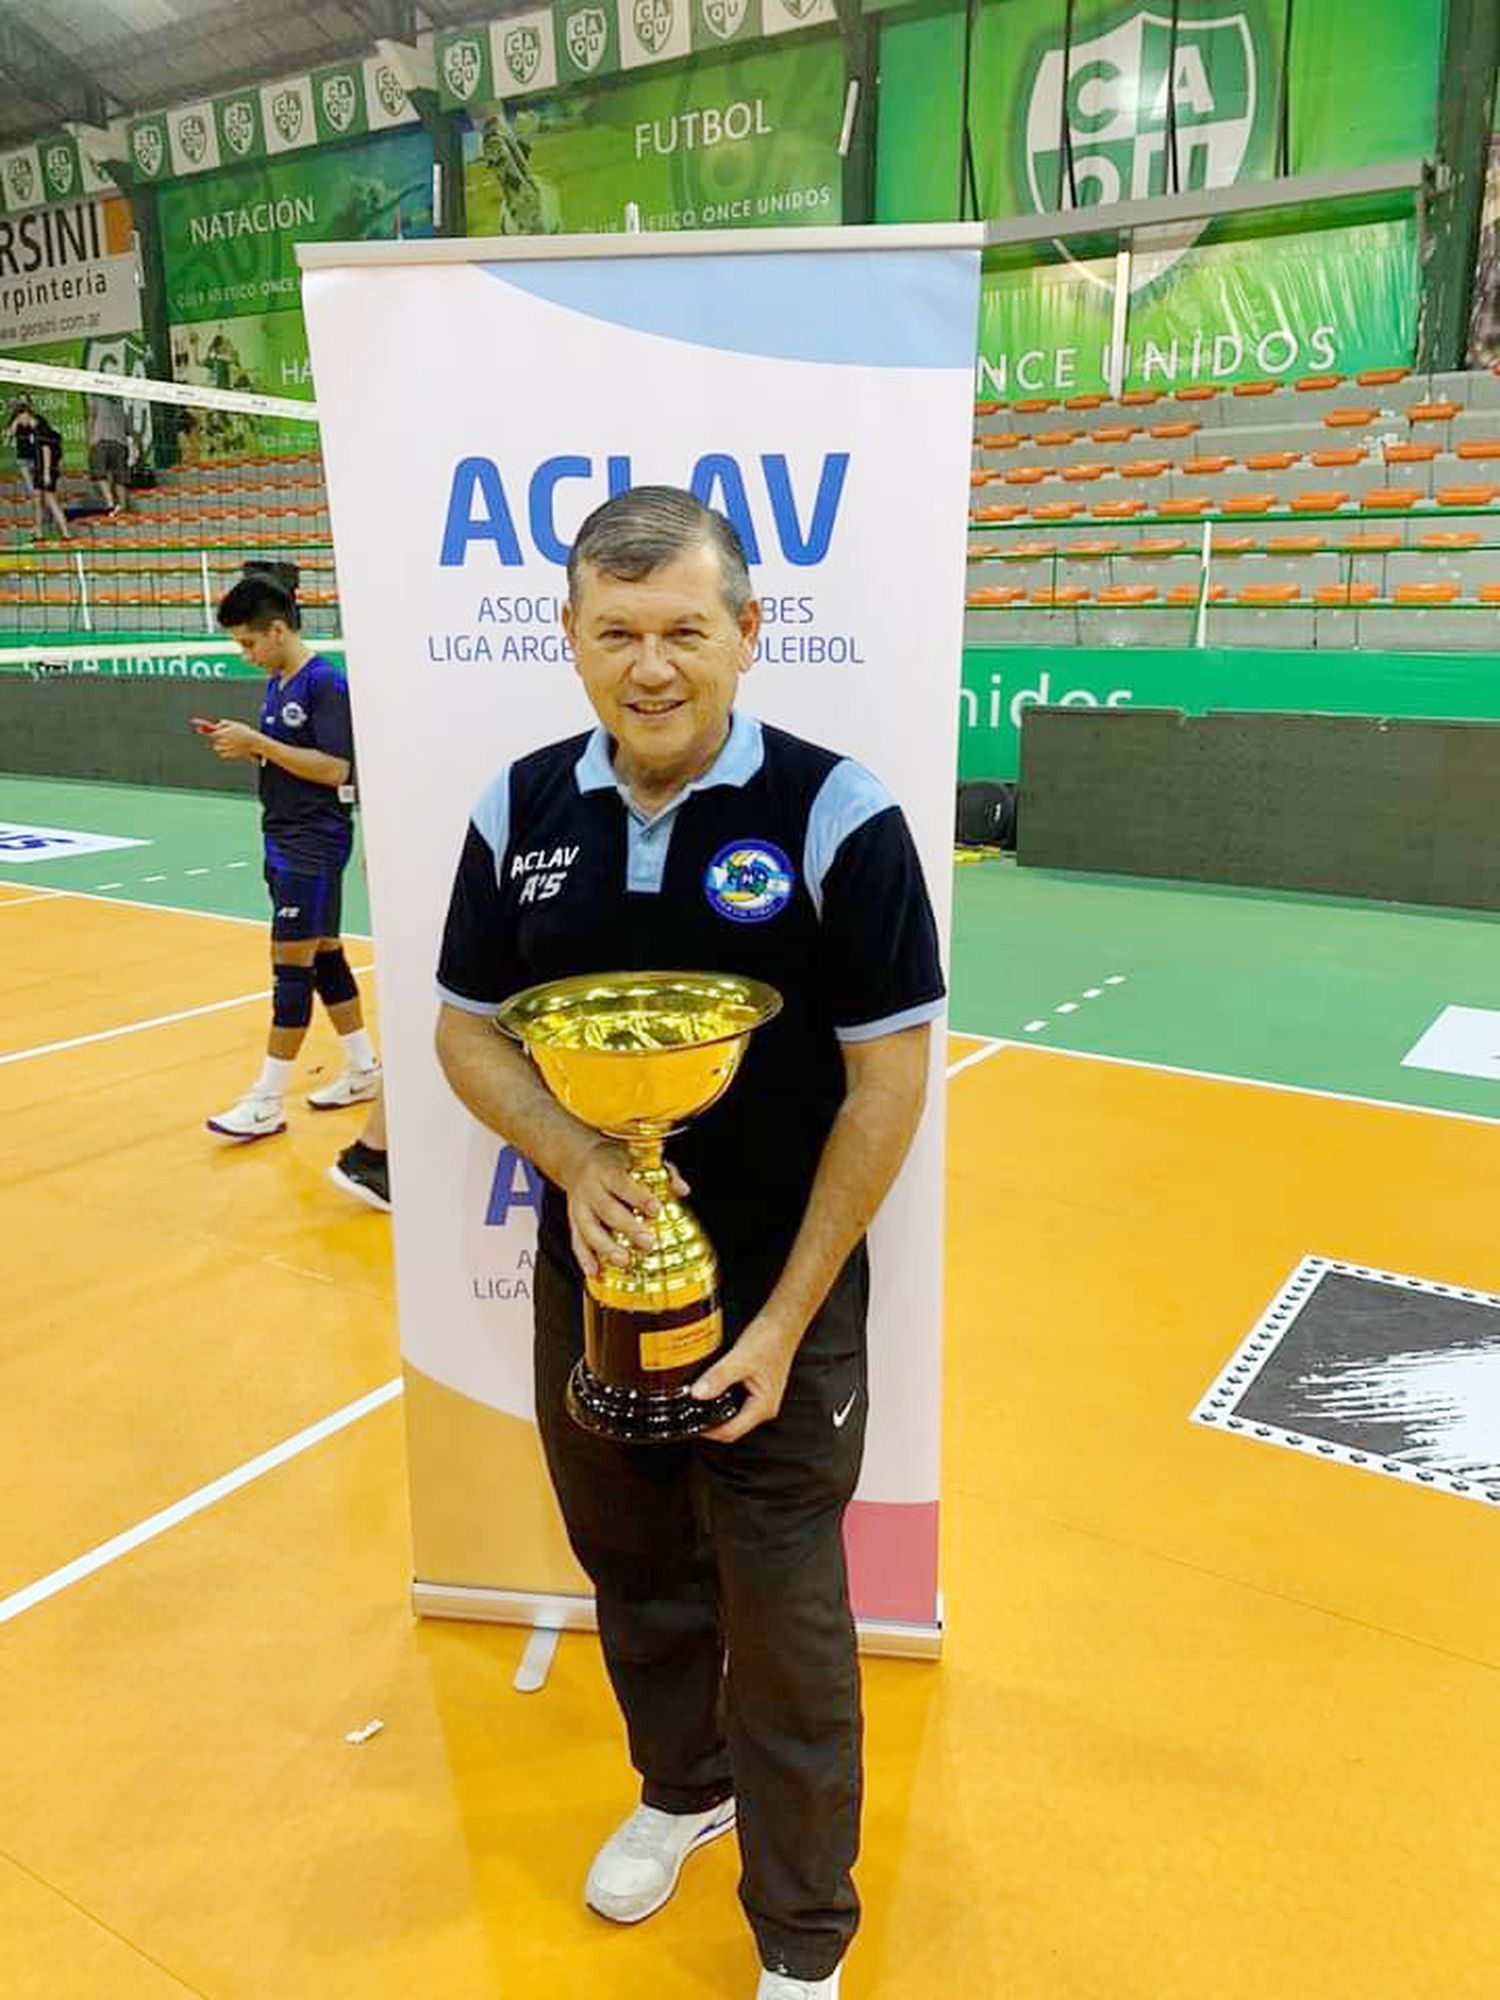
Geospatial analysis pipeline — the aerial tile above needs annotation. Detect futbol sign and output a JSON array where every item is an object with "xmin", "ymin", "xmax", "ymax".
[{"xmin": 1022, "ymin": 4, "xmax": 1262, "ymax": 289}]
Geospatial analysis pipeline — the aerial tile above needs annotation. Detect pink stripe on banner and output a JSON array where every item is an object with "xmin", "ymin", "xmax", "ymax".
[{"xmin": 845, "ymin": 1498, "xmax": 940, "ymax": 1626}]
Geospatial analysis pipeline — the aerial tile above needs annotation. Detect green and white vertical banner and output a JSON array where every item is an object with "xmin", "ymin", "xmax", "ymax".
[
  {"xmin": 128, "ymin": 49, "xmax": 426, "ymax": 183},
  {"xmin": 300, "ymin": 224, "xmax": 980, "ymax": 1642},
  {"xmin": 877, "ymin": 0, "xmax": 1439, "ymax": 391},
  {"xmin": 438, "ymin": 0, "xmax": 836, "ymax": 104}
]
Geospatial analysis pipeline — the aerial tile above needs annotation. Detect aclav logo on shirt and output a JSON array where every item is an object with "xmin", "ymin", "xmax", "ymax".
[
  {"xmin": 705, "ymin": 840, "xmax": 794, "ymax": 924},
  {"xmin": 281, "ymin": 699, "xmax": 307, "ymax": 728}
]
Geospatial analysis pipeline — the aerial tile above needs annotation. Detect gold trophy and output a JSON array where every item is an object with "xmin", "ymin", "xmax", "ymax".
[{"xmin": 493, "ymin": 970, "xmax": 782, "ymax": 1443}]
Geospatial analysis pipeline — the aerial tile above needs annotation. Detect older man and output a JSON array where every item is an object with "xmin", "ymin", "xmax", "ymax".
[{"xmin": 435, "ymin": 486, "xmax": 944, "ymax": 2000}]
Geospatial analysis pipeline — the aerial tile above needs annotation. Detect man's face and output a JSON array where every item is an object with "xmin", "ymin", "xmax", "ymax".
[
  {"xmin": 229, "ymin": 618, "xmax": 293, "ymax": 674},
  {"xmin": 563, "ymin": 542, "xmax": 760, "ymax": 784}
]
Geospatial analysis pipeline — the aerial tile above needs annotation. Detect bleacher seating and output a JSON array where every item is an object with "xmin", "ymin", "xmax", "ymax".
[
  {"xmin": 968, "ymin": 364, "xmax": 1500, "ymax": 649},
  {"xmin": 0, "ymin": 450, "xmax": 337, "ymax": 642}
]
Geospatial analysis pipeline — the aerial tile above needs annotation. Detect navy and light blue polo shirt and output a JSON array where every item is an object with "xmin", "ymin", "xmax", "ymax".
[
  {"xmin": 437, "ymin": 711, "xmax": 946, "ymax": 1290},
  {"xmin": 258, "ymin": 652, "xmax": 354, "ymax": 872}
]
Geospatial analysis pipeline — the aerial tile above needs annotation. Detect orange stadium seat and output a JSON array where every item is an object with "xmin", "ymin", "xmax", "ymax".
[
  {"xmin": 1030, "ymin": 501, "xmax": 1085, "ymax": 520},
  {"xmin": 1315, "ymin": 582, "xmax": 1379, "ymax": 606},
  {"xmin": 978, "ymin": 432, "xmax": 1024, "ymax": 450},
  {"xmin": 1436, "ymin": 484, "xmax": 1499, "ymax": 507},
  {"xmin": 1035, "ymin": 429, "xmax": 1083, "ymax": 447},
  {"xmin": 1160, "ymin": 496, "xmax": 1212, "ymax": 517},
  {"xmin": 967, "ymin": 586, "xmax": 1027, "ymax": 606},
  {"xmin": 1120, "ymin": 389, "xmax": 1161, "ymax": 407},
  {"xmin": 1122, "ymin": 458, "xmax": 1171, "ymax": 478},
  {"xmin": 1323, "ymin": 407, "xmax": 1377, "ymax": 428},
  {"xmin": 969, "ymin": 470, "xmax": 999, "ymax": 488},
  {"xmin": 1005, "ymin": 539, "xmax": 1057, "ymax": 560},
  {"xmin": 1209, "ymin": 536, "xmax": 1257, "ymax": 556},
  {"xmin": 1311, "ymin": 447, "xmax": 1367, "ymax": 467},
  {"xmin": 1361, "ymin": 487, "xmax": 1423, "ymax": 510},
  {"xmin": 1167, "ymin": 582, "xmax": 1228, "ymax": 603},
  {"xmin": 1233, "ymin": 379, "xmax": 1279, "ymax": 397},
  {"xmin": 1385, "ymin": 443, "xmax": 1438, "ymax": 464},
  {"xmin": 1096, "ymin": 584, "xmax": 1159, "ymax": 604},
  {"xmin": 1004, "ymin": 467, "xmax": 1049, "ymax": 486},
  {"xmin": 1173, "ymin": 386, "xmax": 1219, "ymax": 403},
  {"xmin": 1246, "ymin": 451, "xmax": 1302, "ymax": 471},
  {"xmin": 1357, "ymin": 367, "xmax": 1410, "ymax": 386},
  {"xmin": 1408, "ymin": 401, "xmax": 1462, "ymax": 423},
  {"xmin": 1064, "ymin": 394, "xmax": 1106, "ymax": 411},
  {"xmin": 1182, "ymin": 455, "xmax": 1234, "ymax": 475},
  {"xmin": 1149, "ymin": 420, "xmax": 1201, "ymax": 440},
  {"xmin": 1061, "ymin": 462, "xmax": 1109, "ymax": 482},
  {"xmin": 1091, "ymin": 424, "xmax": 1139, "ymax": 443},
  {"xmin": 1238, "ymin": 583, "xmax": 1302, "ymax": 604},
  {"xmin": 974, "ymin": 400, "xmax": 1003, "ymax": 417},
  {"xmin": 1296, "ymin": 374, "xmax": 1345, "ymax": 392},
  {"xmin": 1012, "ymin": 399, "xmax": 1057, "ymax": 413},
  {"xmin": 1030, "ymin": 585, "xmax": 1090, "ymax": 605},
  {"xmin": 1065, "ymin": 538, "xmax": 1123, "ymax": 558},
  {"xmin": 1479, "ymin": 583, "xmax": 1500, "ymax": 603},
  {"xmin": 1338, "ymin": 530, "xmax": 1402, "ymax": 552},
  {"xmin": 1394, "ymin": 581, "xmax": 1462, "ymax": 604},
  {"xmin": 1223, "ymin": 493, "xmax": 1279, "ymax": 515},
  {"xmin": 1266, "ymin": 533, "xmax": 1328, "ymax": 553},
  {"xmin": 1128, "ymin": 536, "xmax": 1190, "ymax": 558},
  {"xmin": 1456, "ymin": 439, "xmax": 1500, "ymax": 460},
  {"xmin": 972, "ymin": 504, "xmax": 1027, "ymax": 522},
  {"xmin": 1418, "ymin": 530, "xmax": 1483, "ymax": 548},
  {"xmin": 1091, "ymin": 499, "xmax": 1148, "ymax": 519}
]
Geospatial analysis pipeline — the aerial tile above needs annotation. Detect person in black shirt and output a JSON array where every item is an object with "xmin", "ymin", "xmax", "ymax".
[
  {"xmin": 202, "ymin": 571, "xmax": 381, "ymax": 1141},
  {"xmin": 8, "ymin": 399, "xmax": 69, "ymax": 541},
  {"xmin": 435, "ymin": 488, "xmax": 944, "ymax": 2000}
]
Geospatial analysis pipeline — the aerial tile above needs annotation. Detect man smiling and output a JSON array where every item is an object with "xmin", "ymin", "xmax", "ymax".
[{"xmin": 434, "ymin": 486, "xmax": 945, "ymax": 2000}]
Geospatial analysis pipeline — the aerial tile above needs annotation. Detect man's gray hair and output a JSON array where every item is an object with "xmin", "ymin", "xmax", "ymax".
[{"xmin": 567, "ymin": 485, "xmax": 752, "ymax": 617}]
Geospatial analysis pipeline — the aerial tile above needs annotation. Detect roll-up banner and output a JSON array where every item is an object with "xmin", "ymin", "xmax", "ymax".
[{"xmin": 299, "ymin": 224, "xmax": 980, "ymax": 1651}]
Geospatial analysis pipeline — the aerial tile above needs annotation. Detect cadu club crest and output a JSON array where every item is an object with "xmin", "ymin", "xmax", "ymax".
[
  {"xmin": 778, "ymin": 0, "xmax": 821, "ymax": 15},
  {"xmin": 1022, "ymin": 4, "xmax": 1259, "ymax": 291},
  {"xmin": 374, "ymin": 65, "xmax": 407, "ymax": 118},
  {"xmin": 271, "ymin": 89, "xmax": 304, "ymax": 144},
  {"xmin": 178, "ymin": 113, "xmax": 209, "ymax": 165},
  {"xmin": 504, "ymin": 25, "xmax": 542, "ymax": 86},
  {"xmin": 566, "ymin": 7, "xmax": 609, "ymax": 71},
  {"xmin": 133, "ymin": 124, "xmax": 165, "ymax": 176},
  {"xmin": 222, "ymin": 99, "xmax": 256, "ymax": 155},
  {"xmin": 443, "ymin": 36, "xmax": 484, "ymax": 101},
  {"xmin": 700, "ymin": 0, "xmax": 749, "ymax": 40},
  {"xmin": 43, "ymin": 144, "xmax": 75, "ymax": 197},
  {"xmin": 634, "ymin": 0, "xmax": 676, "ymax": 54},
  {"xmin": 6, "ymin": 155, "xmax": 36, "ymax": 206},
  {"xmin": 321, "ymin": 74, "xmax": 358, "ymax": 133}
]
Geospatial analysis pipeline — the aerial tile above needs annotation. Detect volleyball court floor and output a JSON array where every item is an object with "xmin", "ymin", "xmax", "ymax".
[{"xmin": 3, "ymin": 771, "xmax": 1499, "ymax": 2000}]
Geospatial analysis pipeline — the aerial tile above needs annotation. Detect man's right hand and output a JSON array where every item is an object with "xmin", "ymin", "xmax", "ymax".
[{"xmin": 565, "ymin": 1138, "xmax": 688, "ymax": 1280}]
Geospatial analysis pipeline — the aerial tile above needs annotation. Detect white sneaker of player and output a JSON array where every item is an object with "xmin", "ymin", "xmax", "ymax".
[
  {"xmin": 756, "ymin": 1969, "xmax": 842, "ymax": 2000},
  {"xmin": 206, "ymin": 1093, "xmax": 286, "ymax": 1141},
  {"xmin": 584, "ymin": 1798, "xmax": 736, "ymax": 1924},
  {"xmin": 306, "ymin": 1061, "xmax": 382, "ymax": 1110}
]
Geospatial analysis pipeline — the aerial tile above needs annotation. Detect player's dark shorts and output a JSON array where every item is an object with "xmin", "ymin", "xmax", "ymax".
[
  {"xmin": 33, "ymin": 440, "xmax": 59, "ymax": 492},
  {"xmin": 264, "ymin": 863, "xmax": 342, "ymax": 944},
  {"xmin": 89, "ymin": 440, "xmax": 127, "ymax": 481}
]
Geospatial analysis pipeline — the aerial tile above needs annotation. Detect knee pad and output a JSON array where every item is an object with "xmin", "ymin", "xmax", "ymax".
[
  {"xmin": 313, "ymin": 946, "xmax": 359, "ymax": 1008},
  {"xmin": 272, "ymin": 960, "xmax": 316, "ymax": 1030}
]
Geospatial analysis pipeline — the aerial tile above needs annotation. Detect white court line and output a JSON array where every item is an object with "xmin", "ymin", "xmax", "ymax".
[
  {"xmin": 0, "ymin": 963, "xmax": 374, "ymax": 1067},
  {"xmin": 0, "ymin": 875, "xmax": 371, "ymax": 940},
  {"xmin": 0, "ymin": 1380, "xmax": 403, "ymax": 1628},
  {"xmin": 0, "ymin": 890, "xmax": 66, "ymax": 909},
  {"xmin": 1003, "ymin": 1035, "xmax": 1500, "ymax": 1131},
  {"xmin": 946, "ymin": 1035, "xmax": 1010, "ymax": 1080}
]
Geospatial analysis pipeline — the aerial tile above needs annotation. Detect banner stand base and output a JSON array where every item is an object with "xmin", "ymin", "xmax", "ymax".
[{"xmin": 411, "ymin": 1581, "xmax": 943, "ymax": 1661}]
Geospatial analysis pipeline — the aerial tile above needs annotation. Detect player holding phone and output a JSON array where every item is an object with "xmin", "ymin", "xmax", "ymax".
[{"xmin": 201, "ymin": 567, "xmax": 380, "ymax": 1140}]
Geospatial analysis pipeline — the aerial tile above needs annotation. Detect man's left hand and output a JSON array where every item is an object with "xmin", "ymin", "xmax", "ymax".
[
  {"xmin": 210, "ymin": 721, "xmax": 262, "ymax": 761},
  {"xmin": 692, "ymin": 1312, "xmax": 802, "ymax": 1444}
]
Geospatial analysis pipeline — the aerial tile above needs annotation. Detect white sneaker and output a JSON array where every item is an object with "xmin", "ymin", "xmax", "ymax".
[
  {"xmin": 757, "ymin": 1971, "xmax": 842, "ymax": 2000},
  {"xmin": 306, "ymin": 1061, "xmax": 381, "ymax": 1110},
  {"xmin": 206, "ymin": 1093, "xmax": 286, "ymax": 1141},
  {"xmin": 584, "ymin": 1798, "xmax": 736, "ymax": 1924}
]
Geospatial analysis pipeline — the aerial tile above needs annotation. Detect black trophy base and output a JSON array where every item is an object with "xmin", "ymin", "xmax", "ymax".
[{"xmin": 565, "ymin": 1359, "xmax": 743, "ymax": 1444}]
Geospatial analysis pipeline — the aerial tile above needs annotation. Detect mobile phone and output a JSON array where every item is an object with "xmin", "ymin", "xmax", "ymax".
[{"xmin": 190, "ymin": 716, "xmax": 218, "ymax": 735}]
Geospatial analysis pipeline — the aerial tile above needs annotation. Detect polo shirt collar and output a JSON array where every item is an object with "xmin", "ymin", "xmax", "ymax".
[{"xmin": 574, "ymin": 709, "xmax": 764, "ymax": 802}]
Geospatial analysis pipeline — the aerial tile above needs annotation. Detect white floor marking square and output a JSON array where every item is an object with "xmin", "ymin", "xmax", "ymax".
[{"xmin": 1401, "ymin": 1005, "xmax": 1500, "ymax": 1084}]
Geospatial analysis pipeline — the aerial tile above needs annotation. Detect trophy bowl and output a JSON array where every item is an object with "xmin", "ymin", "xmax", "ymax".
[{"xmin": 493, "ymin": 970, "xmax": 782, "ymax": 1443}]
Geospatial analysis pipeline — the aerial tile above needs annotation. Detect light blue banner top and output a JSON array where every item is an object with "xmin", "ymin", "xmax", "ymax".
[{"xmin": 480, "ymin": 249, "xmax": 979, "ymax": 371}]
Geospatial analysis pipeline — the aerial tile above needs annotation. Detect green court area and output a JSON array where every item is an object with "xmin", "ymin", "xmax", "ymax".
[{"xmin": 6, "ymin": 773, "xmax": 1500, "ymax": 1123}]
